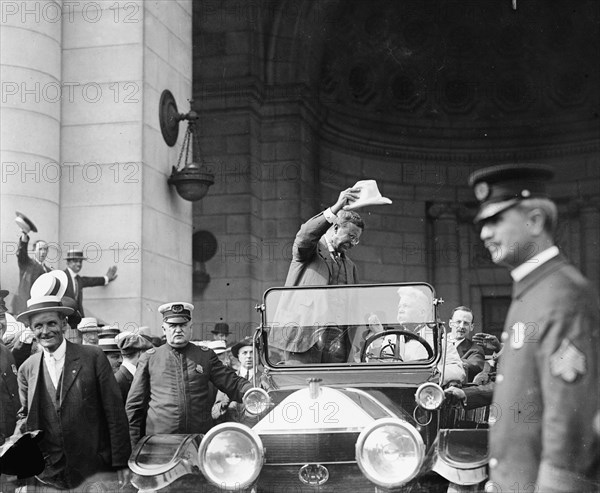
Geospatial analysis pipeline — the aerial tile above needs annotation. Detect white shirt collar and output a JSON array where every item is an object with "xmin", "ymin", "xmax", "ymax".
[
  {"xmin": 43, "ymin": 338, "xmax": 67, "ymax": 360},
  {"xmin": 122, "ymin": 360, "xmax": 137, "ymax": 376},
  {"xmin": 324, "ymin": 235, "xmax": 341, "ymax": 259},
  {"xmin": 510, "ymin": 245, "xmax": 559, "ymax": 282},
  {"xmin": 67, "ymin": 267, "xmax": 77, "ymax": 278}
]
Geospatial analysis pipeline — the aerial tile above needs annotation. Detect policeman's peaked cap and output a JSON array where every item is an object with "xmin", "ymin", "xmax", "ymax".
[{"xmin": 468, "ymin": 164, "xmax": 554, "ymax": 223}]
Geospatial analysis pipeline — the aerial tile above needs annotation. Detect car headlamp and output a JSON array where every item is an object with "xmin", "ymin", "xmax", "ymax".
[
  {"xmin": 198, "ymin": 423, "xmax": 264, "ymax": 490},
  {"xmin": 415, "ymin": 382, "xmax": 445, "ymax": 411},
  {"xmin": 355, "ymin": 418, "xmax": 425, "ymax": 487},
  {"xmin": 243, "ymin": 387, "xmax": 271, "ymax": 416}
]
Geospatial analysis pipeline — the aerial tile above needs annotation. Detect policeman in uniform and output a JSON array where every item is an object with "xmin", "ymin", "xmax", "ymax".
[
  {"xmin": 126, "ymin": 302, "xmax": 253, "ymax": 446},
  {"xmin": 468, "ymin": 164, "xmax": 599, "ymax": 492}
]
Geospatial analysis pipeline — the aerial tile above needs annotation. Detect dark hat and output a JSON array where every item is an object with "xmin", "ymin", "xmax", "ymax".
[
  {"xmin": 211, "ymin": 322, "xmax": 230, "ymax": 335},
  {"xmin": 116, "ymin": 332, "xmax": 153, "ymax": 355},
  {"xmin": 62, "ymin": 296, "xmax": 82, "ymax": 327},
  {"xmin": 231, "ymin": 336, "xmax": 253, "ymax": 360},
  {"xmin": 0, "ymin": 430, "xmax": 45, "ymax": 477},
  {"xmin": 65, "ymin": 249, "xmax": 87, "ymax": 261},
  {"xmin": 468, "ymin": 164, "xmax": 554, "ymax": 223},
  {"xmin": 16, "ymin": 272, "xmax": 73, "ymax": 324},
  {"xmin": 159, "ymin": 302, "xmax": 193, "ymax": 323},
  {"xmin": 15, "ymin": 211, "xmax": 38, "ymax": 234}
]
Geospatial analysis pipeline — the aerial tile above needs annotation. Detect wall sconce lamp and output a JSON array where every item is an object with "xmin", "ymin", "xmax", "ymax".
[{"xmin": 159, "ymin": 89, "xmax": 214, "ymax": 202}]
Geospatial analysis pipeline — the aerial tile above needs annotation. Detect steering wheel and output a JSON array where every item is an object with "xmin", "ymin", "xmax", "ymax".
[{"xmin": 360, "ymin": 329, "xmax": 434, "ymax": 362}]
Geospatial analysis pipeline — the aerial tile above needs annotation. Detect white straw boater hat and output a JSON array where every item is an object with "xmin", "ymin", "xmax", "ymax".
[{"xmin": 16, "ymin": 271, "xmax": 74, "ymax": 324}]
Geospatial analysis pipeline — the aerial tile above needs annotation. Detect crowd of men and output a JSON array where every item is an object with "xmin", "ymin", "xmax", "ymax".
[
  {"xmin": 0, "ymin": 246, "xmax": 253, "ymax": 492},
  {"xmin": 1, "ymin": 164, "xmax": 598, "ymax": 492}
]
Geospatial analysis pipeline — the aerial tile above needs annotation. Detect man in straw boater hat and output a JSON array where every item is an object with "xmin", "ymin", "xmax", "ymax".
[
  {"xmin": 14, "ymin": 271, "xmax": 130, "ymax": 491},
  {"xmin": 62, "ymin": 248, "xmax": 118, "ymax": 317},
  {"xmin": 468, "ymin": 164, "xmax": 599, "ymax": 492}
]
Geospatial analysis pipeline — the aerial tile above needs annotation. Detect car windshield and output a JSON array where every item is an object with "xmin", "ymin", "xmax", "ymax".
[{"xmin": 264, "ymin": 283, "xmax": 439, "ymax": 366}]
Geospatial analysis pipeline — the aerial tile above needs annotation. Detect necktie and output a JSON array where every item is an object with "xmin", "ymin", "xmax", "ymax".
[
  {"xmin": 74, "ymin": 275, "xmax": 81, "ymax": 296},
  {"xmin": 49, "ymin": 354, "xmax": 60, "ymax": 388}
]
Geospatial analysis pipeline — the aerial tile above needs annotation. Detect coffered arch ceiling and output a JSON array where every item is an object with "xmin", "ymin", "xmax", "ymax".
[{"xmin": 266, "ymin": 0, "xmax": 599, "ymax": 156}]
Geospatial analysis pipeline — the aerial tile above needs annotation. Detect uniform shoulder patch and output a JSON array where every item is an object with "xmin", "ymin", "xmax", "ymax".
[
  {"xmin": 550, "ymin": 338, "xmax": 586, "ymax": 383},
  {"xmin": 146, "ymin": 348, "xmax": 156, "ymax": 355},
  {"xmin": 200, "ymin": 345, "xmax": 209, "ymax": 351}
]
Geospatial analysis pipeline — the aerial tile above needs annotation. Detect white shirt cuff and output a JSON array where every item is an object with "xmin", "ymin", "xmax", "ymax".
[
  {"xmin": 104, "ymin": 276, "xmax": 109, "ymax": 285},
  {"xmin": 323, "ymin": 207, "xmax": 337, "ymax": 223}
]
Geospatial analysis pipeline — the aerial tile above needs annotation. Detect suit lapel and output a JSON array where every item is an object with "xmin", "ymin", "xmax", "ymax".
[
  {"xmin": 26, "ymin": 353, "xmax": 44, "ymax": 427},
  {"xmin": 60, "ymin": 342, "xmax": 82, "ymax": 406}
]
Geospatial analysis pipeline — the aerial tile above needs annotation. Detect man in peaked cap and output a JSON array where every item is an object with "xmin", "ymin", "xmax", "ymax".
[
  {"xmin": 62, "ymin": 248, "xmax": 118, "ymax": 317},
  {"xmin": 468, "ymin": 164, "xmax": 599, "ymax": 492},
  {"xmin": 126, "ymin": 302, "xmax": 253, "ymax": 446},
  {"xmin": 14, "ymin": 272, "xmax": 130, "ymax": 490},
  {"xmin": 114, "ymin": 332, "xmax": 152, "ymax": 403}
]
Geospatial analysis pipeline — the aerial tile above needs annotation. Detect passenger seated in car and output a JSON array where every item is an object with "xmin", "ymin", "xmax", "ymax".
[{"xmin": 361, "ymin": 287, "xmax": 466, "ymax": 385}]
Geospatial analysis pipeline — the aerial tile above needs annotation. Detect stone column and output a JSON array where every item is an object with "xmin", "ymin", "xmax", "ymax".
[
  {"xmin": 1, "ymin": 0, "xmax": 62, "ymax": 309},
  {"xmin": 2, "ymin": 1, "xmax": 194, "ymax": 335},
  {"xmin": 427, "ymin": 202, "xmax": 461, "ymax": 318},
  {"xmin": 58, "ymin": 0, "xmax": 193, "ymax": 332}
]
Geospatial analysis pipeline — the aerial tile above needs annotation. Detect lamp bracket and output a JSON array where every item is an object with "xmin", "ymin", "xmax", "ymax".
[{"xmin": 159, "ymin": 90, "xmax": 198, "ymax": 147}]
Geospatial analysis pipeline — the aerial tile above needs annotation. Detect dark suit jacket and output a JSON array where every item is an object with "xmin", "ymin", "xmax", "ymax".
[
  {"xmin": 271, "ymin": 212, "xmax": 360, "ymax": 354},
  {"xmin": 63, "ymin": 269, "xmax": 106, "ymax": 317},
  {"xmin": 455, "ymin": 337, "xmax": 485, "ymax": 381},
  {"xmin": 0, "ymin": 343, "xmax": 19, "ymax": 444},
  {"xmin": 15, "ymin": 341, "xmax": 130, "ymax": 485},
  {"xmin": 114, "ymin": 364, "xmax": 133, "ymax": 403},
  {"xmin": 12, "ymin": 238, "xmax": 51, "ymax": 315}
]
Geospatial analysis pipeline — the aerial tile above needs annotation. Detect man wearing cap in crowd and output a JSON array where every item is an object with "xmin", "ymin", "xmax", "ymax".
[
  {"xmin": 212, "ymin": 336, "xmax": 255, "ymax": 423},
  {"xmin": 468, "ymin": 164, "xmax": 599, "ymax": 492},
  {"xmin": 211, "ymin": 322, "xmax": 230, "ymax": 342},
  {"xmin": 12, "ymin": 230, "xmax": 52, "ymax": 317},
  {"xmin": 114, "ymin": 332, "xmax": 153, "ymax": 403},
  {"xmin": 126, "ymin": 302, "xmax": 253, "ymax": 445},
  {"xmin": 98, "ymin": 326, "xmax": 123, "ymax": 374},
  {"xmin": 0, "ymin": 290, "xmax": 19, "ymax": 449},
  {"xmin": 62, "ymin": 248, "xmax": 118, "ymax": 317},
  {"xmin": 13, "ymin": 272, "xmax": 130, "ymax": 491}
]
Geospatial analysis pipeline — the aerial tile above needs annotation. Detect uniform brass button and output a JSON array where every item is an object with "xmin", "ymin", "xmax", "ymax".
[
  {"xmin": 496, "ymin": 374, "xmax": 504, "ymax": 383},
  {"xmin": 489, "ymin": 457, "xmax": 498, "ymax": 469}
]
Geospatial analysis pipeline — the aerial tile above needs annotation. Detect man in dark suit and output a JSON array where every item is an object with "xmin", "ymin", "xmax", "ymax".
[
  {"xmin": 0, "ymin": 290, "xmax": 19, "ymax": 446},
  {"xmin": 469, "ymin": 164, "xmax": 599, "ymax": 492},
  {"xmin": 114, "ymin": 332, "xmax": 153, "ymax": 403},
  {"xmin": 62, "ymin": 249, "xmax": 117, "ymax": 317},
  {"xmin": 12, "ymin": 233, "xmax": 51, "ymax": 316},
  {"xmin": 15, "ymin": 272, "xmax": 130, "ymax": 490},
  {"xmin": 448, "ymin": 306, "xmax": 485, "ymax": 381},
  {"xmin": 269, "ymin": 188, "xmax": 364, "ymax": 363}
]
